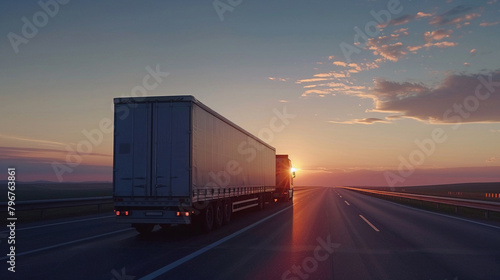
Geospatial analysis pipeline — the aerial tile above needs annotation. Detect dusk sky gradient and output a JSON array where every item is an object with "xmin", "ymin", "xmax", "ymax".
[{"xmin": 1, "ymin": 0, "xmax": 499, "ymax": 186}]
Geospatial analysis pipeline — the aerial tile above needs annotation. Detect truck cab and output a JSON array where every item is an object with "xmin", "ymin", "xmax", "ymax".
[{"xmin": 274, "ymin": 155, "xmax": 295, "ymax": 202}]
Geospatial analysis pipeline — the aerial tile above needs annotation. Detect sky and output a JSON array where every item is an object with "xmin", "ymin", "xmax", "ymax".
[{"xmin": 1, "ymin": 0, "xmax": 499, "ymax": 187}]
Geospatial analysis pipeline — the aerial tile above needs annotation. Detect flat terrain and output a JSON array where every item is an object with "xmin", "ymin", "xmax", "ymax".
[
  {"xmin": 0, "ymin": 182, "xmax": 112, "ymax": 202},
  {"xmin": 1, "ymin": 186, "xmax": 499, "ymax": 279}
]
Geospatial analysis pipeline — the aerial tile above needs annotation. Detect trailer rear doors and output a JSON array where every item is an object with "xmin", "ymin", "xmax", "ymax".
[{"xmin": 113, "ymin": 101, "xmax": 191, "ymax": 198}]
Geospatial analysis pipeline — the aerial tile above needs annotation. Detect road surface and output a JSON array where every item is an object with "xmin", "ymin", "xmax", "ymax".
[{"xmin": 1, "ymin": 187, "xmax": 499, "ymax": 279}]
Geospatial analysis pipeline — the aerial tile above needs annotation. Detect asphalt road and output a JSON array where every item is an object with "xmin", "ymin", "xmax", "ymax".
[{"xmin": 1, "ymin": 187, "xmax": 499, "ymax": 280}]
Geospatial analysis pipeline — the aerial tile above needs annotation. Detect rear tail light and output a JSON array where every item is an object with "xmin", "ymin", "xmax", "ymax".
[
  {"xmin": 115, "ymin": 210, "xmax": 130, "ymax": 216},
  {"xmin": 176, "ymin": 211, "xmax": 190, "ymax": 217}
]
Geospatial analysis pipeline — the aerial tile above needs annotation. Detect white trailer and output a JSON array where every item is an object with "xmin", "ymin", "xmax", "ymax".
[{"xmin": 113, "ymin": 96, "xmax": 276, "ymax": 233}]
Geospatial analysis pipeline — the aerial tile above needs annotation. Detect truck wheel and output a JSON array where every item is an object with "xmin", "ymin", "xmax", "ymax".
[
  {"xmin": 201, "ymin": 203, "xmax": 214, "ymax": 232},
  {"xmin": 223, "ymin": 200, "xmax": 232, "ymax": 224},
  {"xmin": 214, "ymin": 201, "xmax": 224, "ymax": 228},
  {"xmin": 133, "ymin": 223, "xmax": 154, "ymax": 234}
]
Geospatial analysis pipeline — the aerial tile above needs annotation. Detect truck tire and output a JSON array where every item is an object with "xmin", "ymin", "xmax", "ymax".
[
  {"xmin": 133, "ymin": 223, "xmax": 154, "ymax": 234},
  {"xmin": 201, "ymin": 203, "xmax": 214, "ymax": 232},
  {"xmin": 223, "ymin": 199, "xmax": 232, "ymax": 224},
  {"xmin": 214, "ymin": 201, "xmax": 224, "ymax": 228}
]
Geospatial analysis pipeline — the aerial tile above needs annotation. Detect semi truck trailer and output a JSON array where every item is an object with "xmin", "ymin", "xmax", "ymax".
[{"xmin": 113, "ymin": 95, "xmax": 291, "ymax": 234}]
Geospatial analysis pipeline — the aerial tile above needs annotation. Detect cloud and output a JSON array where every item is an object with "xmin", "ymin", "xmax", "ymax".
[
  {"xmin": 268, "ymin": 77, "xmax": 288, "ymax": 82},
  {"xmin": 301, "ymin": 89, "xmax": 334, "ymax": 97},
  {"xmin": 367, "ymin": 38, "xmax": 407, "ymax": 62},
  {"xmin": 0, "ymin": 146, "xmax": 111, "ymax": 161},
  {"xmin": 366, "ymin": 70, "xmax": 500, "ymax": 123},
  {"xmin": 296, "ymin": 78, "xmax": 331, "ymax": 84},
  {"xmin": 423, "ymin": 29, "xmax": 453, "ymax": 42},
  {"xmin": 430, "ymin": 5, "xmax": 481, "ymax": 26},
  {"xmin": 380, "ymin": 12, "xmax": 433, "ymax": 28},
  {"xmin": 470, "ymin": 49, "xmax": 477, "ymax": 56},
  {"xmin": 332, "ymin": 61, "xmax": 348, "ymax": 67},
  {"xmin": 431, "ymin": 41, "xmax": 457, "ymax": 48},
  {"xmin": 388, "ymin": 14, "xmax": 414, "ymax": 26},
  {"xmin": 313, "ymin": 72, "xmax": 346, "ymax": 78},
  {"xmin": 0, "ymin": 134, "xmax": 65, "ymax": 148},
  {"xmin": 328, "ymin": 117, "xmax": 388, "ymax": 125},
  {"xmin": 416, "ymin": 12, "xmax": 433, "ymax": 19},
  {"xmin": 486, "ymin": 156, "xmax": 497, "ymax": 163},
  {"xmin": 298, "ymin": 60, "xmax": 378, "ymax": 97},
  {"xmin": 407, "ymin": 41, "xmax": 457, "ymax": 53},
  {"xmin": 393, "ymin": 28, "xmax": 409, "ymax": 35},
  {"xmin": 300, "ymin": 79, "xmax": 366, "ymax": 97},
  {"xmin": 480, "ymin": 21, "xmax": 499, "ymax": 27}
]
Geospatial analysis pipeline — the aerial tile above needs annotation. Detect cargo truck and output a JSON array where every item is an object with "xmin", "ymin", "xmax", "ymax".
[
  {"xmin": 113, "ymin": 95, "xmax": 284, "ymax": 234},
  {"xmin": 275, "ymin": 155, "xmax": 295, "ymax": 202}
]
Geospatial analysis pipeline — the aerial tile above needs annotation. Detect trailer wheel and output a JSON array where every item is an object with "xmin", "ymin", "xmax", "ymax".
[
  {"xmin": 214, "ymin": 201, "xmax": 224, "ymax": 228},
  {"xmin": 201, "ymin": 203, "xmax": 214, "ymax": 232},
  {"xmin": 133, "ymin": 223, "xmax": 154, "ymax": 235},
  {"xmin": 223, "ymin": 200, "xmax": 232, "ymax": 224}
]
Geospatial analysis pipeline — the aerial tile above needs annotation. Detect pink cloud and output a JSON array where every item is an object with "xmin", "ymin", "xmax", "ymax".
[
  {"xmin": 329, "ymin": 118, "xmax": 388, "ymax": 125},
  {"xmin": 430, "ymin": 5, "xmax": 481, "ymax": 26},
  {"xmin": 296, "ymin": 78, "xmax": 331, "ymax": 84},
  {"xmin": 480, "ymin": 21, "xmax": 499, "ymax": 27},
  {"xmin": 313, "ymin": 72, "xmax": 346, "ymax": 78},
  {"xmin": 268, "ymin": 77, "xmax": 288, "ymax": 82},
  {"xmin": 416, "ymin": 12, "xmax": 433, "ymax": 18},
  {"xmin": 424, "ymin": 29, "xmax": 453, "ymax": 42},
  {"xmin": 301, "ymin": 89, "xmax": 334, "ymax": 97},
  {"xmin": 367, "ymin": 39, "xmax": 407, "ymax": 62},
  {"xmin": 332, "ymin": 61, "xmax": 348, "ymax": 67},
  {"xmin": 407, "ymin": 41, "xmax": 457, "ymax": 53}
]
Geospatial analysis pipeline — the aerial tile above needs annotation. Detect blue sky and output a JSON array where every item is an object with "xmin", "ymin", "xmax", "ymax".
[{"xmin": 1, "ymin": 0, "xmax": 499, "ymax": 186}]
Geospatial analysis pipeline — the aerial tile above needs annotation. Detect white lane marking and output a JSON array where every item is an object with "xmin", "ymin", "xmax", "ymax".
[
  {"xmin": 0, "ymin": 215, "xmax": 115, "ymax": 233},
  {"xmin": 0, "ymin": 228, "xmax": 133, "ymax": 260},
  {"xmin": 359, "ymin": 215, "xmax": 380, "ymax": 232},
  {"xmin": 344, "ymin": 201, "xmax": 350, "ymax": 206},
  {"xmin": 139, "ymin": 205, "xmax": 294, "ymax": 280}
]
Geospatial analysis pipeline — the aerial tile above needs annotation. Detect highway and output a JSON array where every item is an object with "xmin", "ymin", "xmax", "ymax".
[{"xmin": 1, "ymin": 187, "xmax": 500, "ymax": 280}]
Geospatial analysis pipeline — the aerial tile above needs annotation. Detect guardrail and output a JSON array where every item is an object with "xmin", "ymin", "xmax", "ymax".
[
  {"xmin": 341, "ymin": 187, "xmax": 500, "ymax": 219},
  {"xmin": 0, "ymin": 196, "xmax": 113, "ymax": 219}
]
